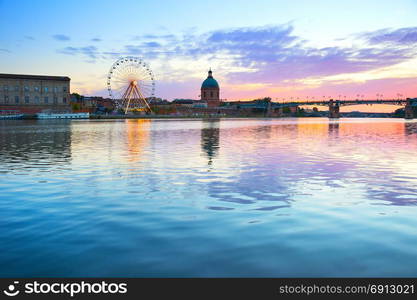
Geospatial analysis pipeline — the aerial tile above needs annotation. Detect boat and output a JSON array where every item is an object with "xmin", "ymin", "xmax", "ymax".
[
  {"xmin": 0, "ymin": 114, "xmax": 24, "ymax": 119},
  {"xmin": 36, "ymin": 112, "xmax": 90, "ymax": 119}
]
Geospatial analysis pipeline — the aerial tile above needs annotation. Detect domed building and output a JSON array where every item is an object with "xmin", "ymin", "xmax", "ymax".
[{"xmin": 201, "ymin": 69, "xmax": 220, "ymax": 108}]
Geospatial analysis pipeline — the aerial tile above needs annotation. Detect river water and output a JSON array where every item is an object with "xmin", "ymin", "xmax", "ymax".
[{"xmin": 1, "ymin": 118, "xmax": 417, "ymax": 277}]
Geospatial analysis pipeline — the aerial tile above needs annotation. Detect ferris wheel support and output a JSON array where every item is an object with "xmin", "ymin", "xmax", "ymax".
[{"xmin": 121, "ymin": 81, "xmax": 153, "ymax": 114}]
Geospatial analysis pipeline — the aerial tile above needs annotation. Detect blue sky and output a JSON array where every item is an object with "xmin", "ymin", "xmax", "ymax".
[{"xmin": 1, "ymin": 0, "xmax": 417, "ymax": 103}]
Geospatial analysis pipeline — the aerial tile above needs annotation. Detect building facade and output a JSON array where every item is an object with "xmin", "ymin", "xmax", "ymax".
[
  {"xmin": 0, "ymin": 74, "xmax": 71, "ymax": 113},
  {"xmin": 201, "ymin": 69, "xmax": 220, "ymax": 108}
]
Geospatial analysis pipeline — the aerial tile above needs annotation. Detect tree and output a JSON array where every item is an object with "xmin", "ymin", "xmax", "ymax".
[
  {"xmin": 71, "ymin": 93, "xmax": 82, "ymax": 101},
  {"xmin": 296, "ymin": 107, "xmax": 305, "ymax": 117},
  {"xmin": 71, "ymin": 103, "xmax": 80, "ymax": 111},
  {"xmin": 393, "ymin": 108, "xmax": 404, "ymax": 118}
]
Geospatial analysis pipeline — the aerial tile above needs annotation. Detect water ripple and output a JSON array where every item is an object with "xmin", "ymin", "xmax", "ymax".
[{"xmin": 1, "ymin": 118, "xmax": 417, "ymax": 277}]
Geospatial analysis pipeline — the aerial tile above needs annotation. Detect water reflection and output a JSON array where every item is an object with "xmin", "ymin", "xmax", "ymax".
[
  {"xmin": 206, "ymin": 121, "xmax": 294, "ymax": 210},
  {"xmin": 125, "ymin": 119, "xmax": 150, "ymax": 163},
  {"xmin": 1, "ymin": 118, "xmax": 417, "ymax": 277},
  {"xmin": 405, "ymin": 122, "xmax": 417, "ymax": 136},
  {"xmin": 328, "ymin": 122, "xmax": 339, "ymax": 137},
  {"xmin": 0, "ymin": 120, "xmax": 71, "ymax": 172},
  {"xmin": 201, "ymin": 119, "xmax": 220, "ymax": 165}
]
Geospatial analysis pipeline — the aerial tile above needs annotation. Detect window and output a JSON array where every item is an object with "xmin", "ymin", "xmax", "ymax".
[
  {"xmin": 217, "ymin": 91, "xmax": 219, "ymax": 98},
  {"xmin": 25, "ymin": 96, "xmax": 29, "ymax": 104},
  {"xmin": 35, "ymin": 96, "xmax": 40, "ymax": 104},
  {"xmin": 15, "ymin": 96, "xmax": 19, "ymax": 104},
  {"xmin": 63, "ymin": 97, "xmax": 67, "ymax": 103},
  {"xmin": 203, "ymin": 92, "xmax": 206, "ymax": 98},
  {"xmin": 34, "ymin": 86, "xmax": 39, "ymax": 92},
  {"xmin": 53, "ymin": 96, "xmax": 58, "ymax": 104},
  {"xmin": 44, "ymin": 96, "xmax": 48, "ymax": 104},
  {"xmin": 3, "ymin": 85, "xmax": 8, "ymax": 92},
  {"xmin": 210, "ymin": 91, "xmax": 213, "ymax": 97},
  {"xmin": 63, "ymin": 86, "xmax": 67, "ymax": 92},
  {"xmin": 14, "ymin": 86, "xmax": 19, "ymax": 92},
  {"xmin": 44, "ymin": 87, "xmax": 49, "ymax": 92},
  {"xmin": 53, "ymin": 87, "xmax": 58, "ymax": 93},
  {"xmin": 4, "ymin": 95, "xmax": 9, "ymax": 103},
  {"xmin": 24, "ymin": 86, "xmax": 29, "ymax": 92}
]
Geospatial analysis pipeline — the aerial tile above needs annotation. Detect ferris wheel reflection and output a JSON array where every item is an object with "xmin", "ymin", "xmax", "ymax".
[{"xmin": 125, "ymin": 119, "xmax": 151, "ymax": 163}]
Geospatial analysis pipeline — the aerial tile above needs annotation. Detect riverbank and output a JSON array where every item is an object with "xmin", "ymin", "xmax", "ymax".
[
  {"xmin": 90, "ymin": 114, "xmax": 277, "ymax": 119},
  {"xmin": 0, "ymin": 112, "xmax": 405, "ymax": 120},
  {"xmin": 90, "ymin": 113, "xmax": 398, "ymax": 119}
]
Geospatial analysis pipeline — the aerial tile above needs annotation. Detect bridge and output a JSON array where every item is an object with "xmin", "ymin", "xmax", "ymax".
[{"xmin": 234, "ymin": 98, "xmax": 417, "ymax": 119}]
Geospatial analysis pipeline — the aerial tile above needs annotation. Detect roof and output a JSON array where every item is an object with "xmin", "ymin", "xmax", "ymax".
[
  {"xmin": 0, "ymin": 73, "xmax": 70, "ymax": 81},
  {"xmin": 201, "ymin": 70, "xmax": 219, "ymax": 89},
  {"xmin": 172, "ymin": 99, "xmax": 195, "ymax": 104}
]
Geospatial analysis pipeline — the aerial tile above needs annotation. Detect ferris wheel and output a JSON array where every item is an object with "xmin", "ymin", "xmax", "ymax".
[{"xmin": 107, "ymin": 57, "xmax": 155, "ymax": 114}]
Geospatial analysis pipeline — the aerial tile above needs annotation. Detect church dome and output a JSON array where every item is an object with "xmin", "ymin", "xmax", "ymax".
[{"xmin": 201, "ymin": 69, "xmax": 219, "ymax": 89}]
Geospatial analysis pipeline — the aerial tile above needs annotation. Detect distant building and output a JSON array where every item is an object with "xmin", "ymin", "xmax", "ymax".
[
  {"xmin": 172, "ymin": 99, "xmax": 195, "ymax": 107},
  {"xmin": 201, "ymin": 69, "xmax": 220, "ymax": 108},
  {"xmin": 148, "ymin": 97, "xmax": 170, "ymax": 105},
  {"xmin": 79, "ymin": 96, "xmax": 96, "ymax": 107},
  {"xmin": 192, "ymin": 100, "xmax": 208, "ymax": 108},
  {"xmin": 172, "ymin": 99, "xmax": 208, "ymax": 108},
  {"xmin": 0, "ymin": 73, "xmax": 70, "ymax": 113},
  {"xmin": 95, "ymin": 97, "xmax": 115, "ymax": 111}
]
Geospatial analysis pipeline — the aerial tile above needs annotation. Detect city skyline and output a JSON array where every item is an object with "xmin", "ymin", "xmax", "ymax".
[{"xmin": 1, "ymin": 0, "xmax": 416, "ymax": 111}]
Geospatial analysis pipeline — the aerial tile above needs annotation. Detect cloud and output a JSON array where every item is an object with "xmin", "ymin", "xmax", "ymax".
[
  {"xmin": 91, "ymin": 38, "xmax": 102, "ymax": 42},
  {"xmin": 57, "ymin": 46, "xmax": 98, "ymax": 59},
  {"xmin": 59, "ymin": 24, "xmax": 417, "ymax": 99},
  {"xmin": 202, "ymin": 26, "xmax": 415, "ymax": 84},
  {"xmin": 0, "ymin": 48, "xmax": 10, "ymax": 53},
  {"xmin": 144, "ymin": 41, "xmax": 161, "ymax": 48},
  {"xmin": 52, "ymin": 34, "xmax": 70, "ymax": 41},
  {"xmin": 137, "ymin": 25, "xmax": 415, "ymax": 84},
  {"xmin": 102, "ymin": 51, "xmax": 122, "ymax": 58},
  {"xmin": 24, "ymin": 36, "xmax": 35, "ymax": 40},
  {"xmin": 132, "ymin": 34, "xmax": 176, "ymax": 41},
  {"xmin": 362, "ymin": 27, "xmax": 417, "ymax": 45}
]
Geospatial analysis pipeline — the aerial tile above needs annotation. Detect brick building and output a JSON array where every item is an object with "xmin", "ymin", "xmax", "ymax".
[{"xmin": 0, "ymin": 73, "xmax": 71, "ymax": 114}]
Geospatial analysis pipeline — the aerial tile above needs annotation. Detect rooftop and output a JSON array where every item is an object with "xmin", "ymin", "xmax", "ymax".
[
  {"xmin": 201, "ymin": 69, "xmax": 219, "ymax": 89},
  {"xmin": 0, "ymin": 73, "xmax": 70, "ymax": 81}
]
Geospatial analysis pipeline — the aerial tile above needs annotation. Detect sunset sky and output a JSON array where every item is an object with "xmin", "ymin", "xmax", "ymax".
[{"xmin": 0, "ymin": 0, "xmax": 416, "ymax": 111}]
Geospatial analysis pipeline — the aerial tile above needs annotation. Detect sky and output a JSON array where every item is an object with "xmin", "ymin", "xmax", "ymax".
[{"xmin": 0, "ymin": 0, "xmax": 417, "ymax": 111}]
